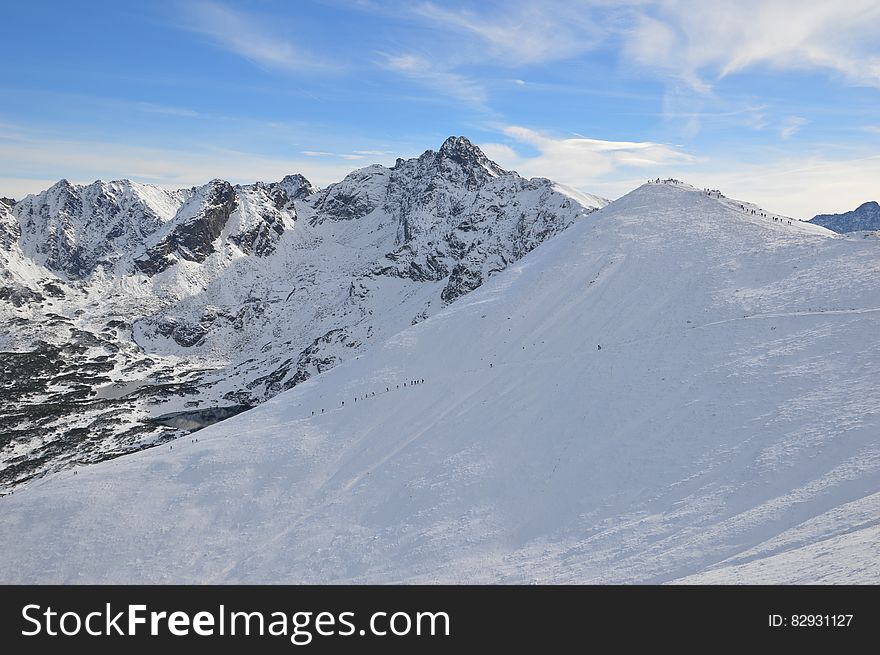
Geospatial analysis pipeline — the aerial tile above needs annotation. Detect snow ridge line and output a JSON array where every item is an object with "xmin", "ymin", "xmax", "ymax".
[{"xmin": 696, "ymin": 307, "xmax": 880, "ymax": 329}]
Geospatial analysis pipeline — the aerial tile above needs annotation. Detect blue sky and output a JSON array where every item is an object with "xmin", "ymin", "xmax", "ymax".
[{"xmin": 2, "ymin": 0, "xmax": 879, "ymax": 217}]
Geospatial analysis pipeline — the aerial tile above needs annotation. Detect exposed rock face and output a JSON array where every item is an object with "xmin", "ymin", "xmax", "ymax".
[
  {"xmin": 0, "ymin": 197, "xmax": 17, "ymax": 245},
  {"xmin": 0, "ymin": 136, "xmax": 605, "ymax": 491},
  {"xmin": 135, "ymin": 180, "xmax": 238, "ymax": 274}
]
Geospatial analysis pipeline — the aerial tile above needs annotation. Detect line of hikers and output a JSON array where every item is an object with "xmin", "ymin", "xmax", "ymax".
[
  {"xmin": 698, "ymin": 186, "xmax": 798, "ymax": 226},
  {"xmin": 311, "ymin": 378, "xmax": 426, "ymax": 416},
  {"xmin": 650, "ymin": 180, "xmax": 795, "ymax": 228},
  {"xmin": 737, "ymin": 205, "xmax": 793, "ymax": 225}
]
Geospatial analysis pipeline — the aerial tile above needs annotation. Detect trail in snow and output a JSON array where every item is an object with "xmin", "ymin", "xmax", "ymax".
[{"xmin": 696, "ymin": 306, "xmax": 880, "ymax": 328}]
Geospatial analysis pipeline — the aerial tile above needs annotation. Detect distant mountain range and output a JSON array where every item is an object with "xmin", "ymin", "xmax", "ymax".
[{"xmin": 809, "ymin": 201, "xmax": 880, "ymax": 233}]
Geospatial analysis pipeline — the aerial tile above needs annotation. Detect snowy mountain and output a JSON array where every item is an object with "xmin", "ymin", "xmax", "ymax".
[
  {"xmin": 809, "ymin": 201, "xmax": 880, "ymax": 233},
  {"xmin": 0, "ymin": 180, "xmax": 876, "ymax": 584},
  {"xmin": 14, "ymin": 179, "xmax": 184, "ymax": 278},
  {"xmin": 0, "ymin": 137, "xmax": 604, "ymax": 491}
]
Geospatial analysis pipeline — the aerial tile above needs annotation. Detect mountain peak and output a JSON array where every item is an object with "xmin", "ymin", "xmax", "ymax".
[
  {"xmin": 436, "ymin": 135, "xmax": 507, "ymax": 177},
  {"xmin": 48, "ymin": 178, "xmax": 73, "ymax": 193},
  {"xmin": 279, "ymin": 173, "xmax": 316, "ymax": 200},
  {"xmin": 438, "ymin": 135, "xmax": 477, "ymax": 153}
]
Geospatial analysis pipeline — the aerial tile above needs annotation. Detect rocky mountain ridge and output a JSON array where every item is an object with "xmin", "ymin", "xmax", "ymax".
[
  {"xmin": 809, "ymin": 201, "xmax": 880, "ymax": 233},
  {"xmin": 0, "ymin": 136, "xmax": 605, "ymax": 490}
]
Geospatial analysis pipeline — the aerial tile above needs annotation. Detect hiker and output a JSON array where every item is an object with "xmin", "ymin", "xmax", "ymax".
[
  {"xmin": 321, "ymin": 408, "xmax": 324, "ymax": 413},
  {"xmin": 597, "ymin": 345, "xmax": 602, "ymax": 350}
]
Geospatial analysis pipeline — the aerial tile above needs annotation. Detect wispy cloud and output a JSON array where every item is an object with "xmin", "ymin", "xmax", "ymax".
[
  {"xmin": 481, "ymin": 125, "xmax": 694, "ymax": 190},
  {"xmin": 623, "ymin": 0, "xmax": 880, "ymax": 91},
  {"xmin": 779, "ymin": 116, "xmax": 808, "ymax": 139},
  {"xmin": 482, "ymin": 124, "xmax": 880, "ymax": 216},
  {"xmin": 180, "ymin": 1, "xmax": 338, "ymax": 73},
  {"xmin": 377, "ymin": 0, "xmax": 880, "ymax": 121},
  {"xmin": 132, "ymin": 101, "xmax": 202, "ymax": 118},
  {"xmin": 411, "ymin": 1, "xmax": 603, "ymax": 65},
  {"xmin": 403, "ymin": 1, "xmax": 880, "ymax": 93},
  {"xmin": 379, "ymin": 53, "xmax": 488, "ymax": 106},
  {"xmin": 301, "ymin": 149, "xmax": 391, "ymax": 161},
  {"xmin": 658, "ymin": 83, "xmax": 773, "ymax": 137}
]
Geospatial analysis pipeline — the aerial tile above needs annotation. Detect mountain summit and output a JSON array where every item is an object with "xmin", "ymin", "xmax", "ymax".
[{"xmin": 435, "ymin": 135, "xmax": 507, "ymax": 179}]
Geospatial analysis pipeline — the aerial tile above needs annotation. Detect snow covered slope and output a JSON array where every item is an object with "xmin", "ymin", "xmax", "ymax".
[
  {"xmin": 0, "ymin": 137, "xmax": 604, "ymax": 490},
  {"xmin": 1, "ymin": 180, "xmax": 876, "ymax": 584}
]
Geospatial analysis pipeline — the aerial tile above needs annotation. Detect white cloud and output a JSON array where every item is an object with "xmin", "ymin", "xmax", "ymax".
[
  {"xmin": 479, "ymin": 124, "xmax": 878, "ymax": 217},
  {"xmin": 659, "ymin": 86, "xmax": 770, "ymax": 137},
  {"xmin": 412, "ymin": 1, "xmax": 602, "ymax": 65},
  {"xmin": 379, "ymin": 53, "xmax": 487, "ymax": 106},
  {"xmin": 623, "ymin": 0, "xmax": 880, "ymax": 90},
  {"xmin": 779, "ymin": 116, "xmax": 808, "ymax": 139},
  {"xmin": 481, "ymin": 125, "xmax": 693, "ymax": 189},
  {"xmin": 181, "ymin": 1, "xmax": 337, "ymax": 73},
  {"xmin": 132, "ymin": 102, "xmax": 202, "ymax": 118},
  {"xmin": 301, "ymin": 150, "xmax": 391, "ymax": 161},
  {"xmin": 406, "ymin": 1, "xmax": 880, "ymax": 90}
]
